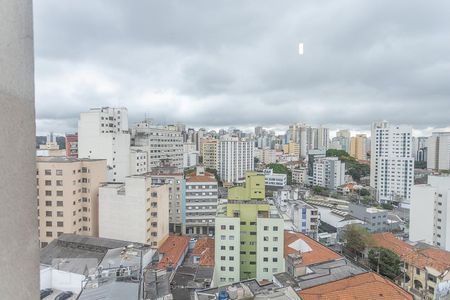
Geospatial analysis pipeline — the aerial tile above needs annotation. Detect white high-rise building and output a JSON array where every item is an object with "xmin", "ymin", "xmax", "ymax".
[
  {"xmin": 218, "ymin": 137, "xmax": 254, "ymax": 183},
  {"xmin": 410, "ymin": 175, "xmax": 450, "ymax": 251},
  {"xmin": 427, "ymin": 132, "xmax": 450, "ymax": 170},
  {"xmin": 312, "ymin": 157, "xmax": 345, "ymax": 189},
  {"xmin": 370, "ymin": 121, "xmax": 414, "ymax": 204},
  {"xmin": 78, "ymin": 107, "xmax": 130, "ymax": 182}
]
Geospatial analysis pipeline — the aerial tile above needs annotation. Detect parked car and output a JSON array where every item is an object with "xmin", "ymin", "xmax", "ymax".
[
  {"xmin": 55, "ymin": 291, "xmax": 73, "ymax": 300},
  {"xmin": 40, "ymin": 288, "xmax": 53, "ymax": 299}
]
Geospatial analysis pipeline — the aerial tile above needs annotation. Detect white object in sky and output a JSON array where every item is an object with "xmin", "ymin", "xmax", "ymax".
[{"xmin": 299, "ymin": 43, "xmax": 304, "ymax": 55}]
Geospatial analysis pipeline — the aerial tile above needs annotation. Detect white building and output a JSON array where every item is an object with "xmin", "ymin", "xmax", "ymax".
[
  {"xmin": 129, "ymin": 148, "xmax": 147, "ymax": 175},
  {"xmin": 131, "ymin": 120, "xmax": 184, "ymax": 169},
  {"xmin": 410, "ymin": 175, "xmax": 450, "ymax": 251},
  {"xmin": 183, "ymin": 142, "xmax": 199, "ymax": 168},
  {"xmin": 185, "ymin": 167, "xmax": 218, "ymax": 235},
  {"xmin": 99, "ymin": 175, "xmax": 170, "ymax": 248},
  {"xmin": 312, "ymin": 157, "xmax": 345, "ymax": 189},
  {"xmin": 263, "ymin": 169, "xmax": 287, "ymax": 187},
  {"xmin": 370, "ymin": 121, "xmax": 414, "ymax": 204},
  {"xmin": 217, "ymin": 137, "xmax": 254, "ymax": 183},
  {"xmin": 78, "ymin": 107, "xmax": 130, "ymax": 182},
  {"xmin": 427, "ymin": 132, "xmax": 450, "ymax": 170},
  {"xmin": 292, "ymin": 167, "xmax": 308, "ymax": 184}
]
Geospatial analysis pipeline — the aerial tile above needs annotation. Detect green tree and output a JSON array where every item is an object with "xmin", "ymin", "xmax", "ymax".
[
  {"xmin": 368, "ymin": 248, "xmax": 401, "ymax": 280},
  {"xmin": 342, "ymin": 224, "xmax": 371, "ymax": 255}
]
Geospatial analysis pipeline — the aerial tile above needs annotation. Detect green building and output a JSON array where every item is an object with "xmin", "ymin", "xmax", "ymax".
[{"xmin": 213, "ymin": 172, "xmax": 284, "ymax": 287}]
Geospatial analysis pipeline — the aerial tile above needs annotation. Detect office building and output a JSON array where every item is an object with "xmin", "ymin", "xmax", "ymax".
[
  {"xmin": 312, "ymin": 157, "xmax": 345, "ymax": 189},
  {"xmin": 370, "ymin": 121, "xmax": 414, "ymax": 204},
  {"xmin": 427, "ymin": 132, "xmax": 450, "ymax": 170},
  {"xmin": 213, "ymin": 173, "xmax": 284, "ymax": 285},
  {"xmin": 350, "ymin": 134, "xmax": 368, "ymax": 160},
  {"xmin": 78, "ymin": 107, "xmax": 130, "ymax": 182},
  {"xmin": 36, "ymin": 156, "xmax": 107, "ymax": 248},
  {"xmin": 185, "ymin": 167, "xmax": 218, "ymax": 235},
  {"xmin": 218, "ymin": 137, "xmax": 254, "ymax": 183},
  {"xmin": 410, "ymin": 175, "xmax": 450, "ymax": 250},
  {"xmin": 99, "ymin": 174, "xmax": 170, "ymax": 248},
  {"xmin": 131, "ymin": 119, "xmax": 184, "ymax": 169}
]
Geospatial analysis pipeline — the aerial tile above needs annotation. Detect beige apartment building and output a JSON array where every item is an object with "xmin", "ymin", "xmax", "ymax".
[
  {"xmin": 350, "ymin": 134, "xmax": 368, "ymax": 160},
  {"xmin": 201, "ymin": 138, "xmax": 218, "ymax": 170},
  {"xmin": 99, "ymin": 175, "xmax": 170, "ymax": 248},
  {"xmin": 36, "ymin": 156, "xmax": 107, "ymax": 248}
]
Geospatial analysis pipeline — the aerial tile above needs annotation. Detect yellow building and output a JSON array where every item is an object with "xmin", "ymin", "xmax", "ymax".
[
  {"xmin": 201, "ymin": 138, "xmax": 218, "ymax": 169},
  {"xmin": 228, "ymin": 172, "xmax": 265, "ymax": 201},
  {"xmin": 350, "ymin": 134, "xmax": 367, "ymax": 160}
]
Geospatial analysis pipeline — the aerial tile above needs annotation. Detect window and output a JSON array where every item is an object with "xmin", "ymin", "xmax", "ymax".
[
  {"xmin": 264, "ymin": 247, "xmax": 268, "ymax": 252},
  {"xmin": 46, "ymin": 221, "xmax": 52, "ymax": 227},
  {"xmin": 229, "ymin": 225, "xmax": 234, "ymax": 230},
  {"xmin": 273, "ymin": 226, "xmax": 278, "ymax": 231},
  {"xmin": 264, "ymin": 226, "xmax": 269, "ymax": 231},
  {"xmin": 45, "ymin": 190, "xmax": 52, "ymax": 196},
  {"xmin": 263, "ymin": 257, "xmax": 268, "ymax": 262},
  {"xmin": 249, "ymin": 261, "xmax": 256, "ymax": 265},
  {"xmin": 229, "ymin": 256, "xmax": 234, "ymax": 261},
  {"xmin": 229, "ymin": 267, "xmax": 234, "ymax": 271},
  {"xmin": 45, "ymin": 169, "xmax": 51, "ymax": 175},
  {"xmin": 229, "ymin": 246, "xmax": 234, "ymax": 250},
  {"xmin": 263, "ymin": 268, "xmax": 268, "ymax": 272},
  {"xmin": 45, "ymin": 211, "xmax": 52, "ymax": 217},
  {"xmin": 56, "ymin": 169, "xmax": 63, "ymax": 176},
  {"xmin": 57, "ymin": 211, "xmax": 63, "ymax": 217},
  {"xmin": 45, "ymin": 201, "xmax": 52, "ymax": 206},
  {"xmin": 273, "ymin": 258, "xmax": 278, "ymax": 262},
  {"xmin": 56, "ymin": 180, "xmax": 63, "ymax": 186},
  {"xmin": 56, "ymin": 191, "xmax": 63, "ymax": 197},
  {"xmin": 221, "ymin": 246, "xmax": 226, "ymax": 250},
  {"xmin": 273, "ymin": 237, "xmax": 278, "ymax": 242},
  {"xmin": 229, "ymin": 235, "xmax": 235, "ymax": 241},
  {"xmin": 240, "ymin": 221, "xmax": 246, "ymax": 225},
  {"xmin": 221, "ymin": 225, "xmax": 226, "ymax": 230},
  {"xmin": 272, "ymin": 268, "xmax": 278, "ymax": 273},
  {"xmin": 273, "ymin": 247, "xmax": 278, "ymax": 252},
  {"xmin": 220, "ymin": 266, "xmax": 226, "ymax": 271},
  {"xmin": 263, "ymin": 236, "xmax": 269, "ymax": 241},
  {"xmin": 221, "ymin": 256, "xmax": 225, "ymax": 260},
  {"xmin": 57, "ymin": 221, "xmax": 63, "ymax": 227},
  {"xmin": 45, "ymin": 180, "xmax": 51, "ymax": 186},
  {"xmin": 416, "ymin": 268, "xmax": 420, "ymax": 275},
  {"xmin": 46, "ymin": 231, "xmax": 52, "ymax": 237}
]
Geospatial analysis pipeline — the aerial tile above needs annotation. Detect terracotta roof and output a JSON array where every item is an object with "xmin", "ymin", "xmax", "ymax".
[
  {"xmin": 186, "ymin": 172, "xmax": 216, "ymax": 183},
  {"xmin": 371, "ymin": 233, "xmax": 450, "ymax": 274},
  {"xmin": 371, "ymin": 232, "xmax": 414, "ymax": 258},
  {"xmin": 157, "ymin": 235, "xmax": 190, "ymax": 269},
  {"xmin": 404, "ymin": 247, "xmax": 450, "ymax": 274},
  {"xmin": 192, "ymin": 237, "xmax": 215, "ymax": 267},
  {"xmin": 298, "ymin": 272, "xmax": 413, "ymax": 300},
  {"xmin": 284, "ymin": 231, "xmax": 341, "ymax": 265}
]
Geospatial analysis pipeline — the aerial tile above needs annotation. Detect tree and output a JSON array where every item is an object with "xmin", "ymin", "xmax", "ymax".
[
  {"xmin": 326, "ymin": 149, "xmax": 369, "ymax": 182},
  {"xmin": 342, "ymin": 224, "xmax": 371, "ymax": 255},
  {"xmin": 368, "ymin": 248, "xmax": 401, "ymax": 280}
]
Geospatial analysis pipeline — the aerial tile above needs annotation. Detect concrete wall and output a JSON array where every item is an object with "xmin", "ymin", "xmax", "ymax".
[{"xmin": 0, "ymin": 1, "xmax": 39, "ymax": 298}]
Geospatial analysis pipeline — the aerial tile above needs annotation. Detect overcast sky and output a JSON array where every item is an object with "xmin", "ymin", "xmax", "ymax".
[{"xmin": 34, "ymin": 0, "xmax": 450, "ymax": 136}]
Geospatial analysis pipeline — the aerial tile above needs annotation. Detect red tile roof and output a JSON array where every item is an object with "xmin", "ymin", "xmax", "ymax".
[
  {"xmin": 371, "ymin": 232, "xmax": 414, "ymax": 258},
  {"xmin": 186, "ymin": 172, "xmax": 216, "ymax": 183},
  {"xmin": 157, "ymin": 235, "xmax": 190, "ymax": 269},
  {"xmin": 192, "ymin": 237, "xmax": 215, "ymax": 267},
  {"xmin": 284, "ymin": 231, "xmax": 341, "ymax": 266},
  {"xmin": 299, "ymin": 272, "xmax": 413, "ymax": 300}
]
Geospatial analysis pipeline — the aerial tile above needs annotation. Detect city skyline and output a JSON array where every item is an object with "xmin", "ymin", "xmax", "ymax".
[{"xmin": 34, "ymin": 0, "xmax": 450, "ymax": 135}]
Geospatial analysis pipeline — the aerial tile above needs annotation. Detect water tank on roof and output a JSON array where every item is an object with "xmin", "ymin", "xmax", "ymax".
[{"xmin": 218, "ymin": 291, "xmax": 229, "ymax": 300}]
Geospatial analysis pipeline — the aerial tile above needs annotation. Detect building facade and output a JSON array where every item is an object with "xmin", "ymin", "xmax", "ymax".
[
  {"xmin": 218, "ymin": 137, "xmax": 254, "ymax": 183},
  {"xmin": 263, "ymin": 168, "xmax": 287, "ymax": 187},
  {"xmin": 201, "ymin": 138, "xmax": 218, "ymax": 170},
  {"xmin": 350, "ymin": 134, "xmax": 368, "ymax": 160},
  {"xmin": 427, "ymin": 132, "xmax": 450, "ymax": 170},
  {"xmin": 312, "ymin": 157, "xmax": 345, "ymax": 189},
  {"xmin": 185, "ymin": 167, "xmax": 219, "ymax": 235},
  {"xmin": 98, "ymin": 175, "xmax": 170, "ymax": 248},
  {"xmin": 410, "ymin": 175, "xmax": 450, "ymax": 251},
  {"xmin": 36, "ymin": 157, "xmax": 107, "ymax": 248},
  {"xmin": 370, "ymin": 121, "xmax": 414, "ymax": 204},
  {"xmin": 78, "ymin": 107, "xmax": 130, "ymax": 182},
  {"xmin": 65, "ymin": 133, "xmax": 78, "ymax": 158}
]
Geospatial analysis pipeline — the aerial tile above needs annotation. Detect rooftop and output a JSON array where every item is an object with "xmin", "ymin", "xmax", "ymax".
[
  {"xmin": 298, "ymin": 272, "xmax": 413, "ymax": 300},
  {"xmin": 284, "ymin": 231, "xmax": 341, "ymax": 265},
  {"xmin": 370, "ymin": 232, "xmax": 414, "ymax": 258},
  {"xmin": 157, "ymin": 235, "xmax": 190, "ymax": 269},
  {"xmin": 192, "ymin": 237, "xmax": 215, "ymax": 267},
  {"xmin": 186, "ymin": 173, "xmax": 217, "ymax": 183},
  {"xmin": 36, "ymin": 156, "xmax": 106, "ymax": 163}
]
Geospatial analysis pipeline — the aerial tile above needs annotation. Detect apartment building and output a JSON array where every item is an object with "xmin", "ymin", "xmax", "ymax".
[
  {"xmin": 36, "ymin": 156, "xmax": 107, "ymax": 248},
  {"xmin": 148, "ymin": 163, "xmax": 185, "ymax": 234},
  {"xmin": 131, "ymin": 120, "xmax": 183, "ymax": 169},
  {"xmin": 292, "ymin": 167, "xmax": 307, "ymax": 184},
  {"xmin": 213, "ymin": 173, "xmax": 284, "ymax": 286},
  {"xmin": 263, "ymin": 168, "xmax": 287, "ymax": 187},
  {"xmin": 312, "ymin": 157, "xmax": 345, "ymax": 189},
  {"xmin": 129, "ymin": 148, "xmax": 148, "ymax": 175},
  {"xmin": 410, "ymin": 175, "xmax": 450, "ymax": 251},
  {"xmin": 201, "ymin": 138, "xmax": 218, "ymax": 170},
  {"xmin": 65, "ymin": 133, "xmax": 78, "ymax": 158},
  {"xmin": 427, "ymin": 132, "xmax": 450, "ymax": 170},
  {"xmin": 185, "ymin": 167, "xmax": 218, "ymax": 235},
  {"xmin": 370, "ymin": 121, "xmax": 414, "ymax": 204},
  {"xmin": 217, "ymin": 137, "xmax": 254, "ymax": 183},
  {"xmin": 98, "ymin": 175, "xmax": 170, "ymax": 248},
  {"xmin": 183, "ymin": 142, "xmax": 199, "ymax": 168},
  {"xmin": 78, "ymin": 107, "xmax": 130, "ymax": 182},
  {"xmin": 348, "ymin": 203, "xmax": 388, "ymax": 232},
  {"xmin": 350, "ymin": 134, "xmax": 368, "ymax": 160}
]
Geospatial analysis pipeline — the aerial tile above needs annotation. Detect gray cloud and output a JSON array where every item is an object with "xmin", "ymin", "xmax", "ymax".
[{"xmin": 34, "ymin": 0, "xmax": 450, "ymax": 135}]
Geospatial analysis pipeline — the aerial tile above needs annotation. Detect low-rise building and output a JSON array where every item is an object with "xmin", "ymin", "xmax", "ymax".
[
  {"xmin": 292, "ymin": 167, "xmax": 307, "ymax": 184},
  {"xmin": 263, "ymin": 168, "xmax": 287, "ymax": 187},
  {"xmin": 348, "ymin": 203, "xmax": 388, "ymax": 233},
  {"xmin": 156, "ymin": 235, "xmax": 190, "ymax": 271},
  {"xmin": 312, "ymin": 157, "xmax": 345, "ymax": 189},
  {"xmin": 99, "ymin": 174, "xmax": 170, "ymax": 248}
]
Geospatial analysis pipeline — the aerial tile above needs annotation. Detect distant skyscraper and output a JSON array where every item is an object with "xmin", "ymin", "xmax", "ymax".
[
  {"xmin": 427, "ymin": 132, "xmax": 450, "ymax": 170},
  {"xmin": 78, "ymin": 107, "xmax": 130, "ymax": 182},
  {"xmin": 370, "ymin": 121, "xmax": 414, "ymax": 204}
]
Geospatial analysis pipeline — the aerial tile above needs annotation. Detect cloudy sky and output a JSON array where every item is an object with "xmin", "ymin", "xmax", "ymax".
[{"xmin": 34, "ymin": 0, "xmax": 450, "ymax": 136}]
